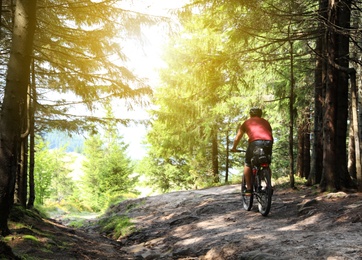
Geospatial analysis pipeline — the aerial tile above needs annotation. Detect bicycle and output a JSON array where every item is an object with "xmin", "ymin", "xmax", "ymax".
[{"xmin": 235, "ymin": 148, "xmax": 273, "ymax": 216}]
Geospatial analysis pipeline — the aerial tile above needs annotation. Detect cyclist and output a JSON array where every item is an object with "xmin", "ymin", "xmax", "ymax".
[{"xmin": 230, "ymin": 107, "xmax": 273, "ymax": 195}]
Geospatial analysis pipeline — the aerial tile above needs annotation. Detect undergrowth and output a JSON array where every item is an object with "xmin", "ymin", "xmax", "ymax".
[{"xmin": 97, "ymin": 214, "xmax": 135, "ymax": 240}]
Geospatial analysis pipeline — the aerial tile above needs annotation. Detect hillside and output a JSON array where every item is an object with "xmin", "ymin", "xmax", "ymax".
[{"xmin": 3, "ymin": 184, "xmax": 362, "ymax": 259}]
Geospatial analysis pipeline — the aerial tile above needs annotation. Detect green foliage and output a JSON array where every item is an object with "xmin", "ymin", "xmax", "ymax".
[
  {"xmin": 138, "ymin": 0, "xmax": 319, "ymax": 191},
  {"xmin": 136, "ymin": 156, "xmax": 193, "ymax": 193},
  {"xmin": 97, "ymin": 214, "xmax": 135, "ymax": 240},
  {"xmin": 33, "ymin": 0, "xmax": 155, "ymax": 133},
  {"xmin": 81, "ymin": 108, "xmax": 136, "ymax": 211},
  {"xmin": 34, "ymin": 119, "xmax": 137, "ymax": 214},
  {"xmin": 143, "ymin": 5, "xmax": 254, "ymax": 191},
  {"xmin": 34, "ymin": 138, "xmax": 73, "ymax": 205},
  {"xmin": 273, "ymin": 175, "xmax": 309, "ymax": 189}
]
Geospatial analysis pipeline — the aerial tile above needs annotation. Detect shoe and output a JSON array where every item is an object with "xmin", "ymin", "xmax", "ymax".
[{"xmin": 242, "ymin": 189, "xmax": 252, "ymax": 196}]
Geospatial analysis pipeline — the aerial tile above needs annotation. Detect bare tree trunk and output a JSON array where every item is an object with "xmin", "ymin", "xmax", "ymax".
[
  {"xmin": 15, "ymin": 136, "xmax": 28, "ymax": 207},
  {"xmin": 225, "ymin": 133, "xmax": 230, "ymax": 183},
  {"xmin": 27, "ymin": 60, "xmax": 36, "ymax": 209},
  {"xmin": 350, "ymin": 0, "xmax": 362, "ymax": 185},
  {"xmin": 308, "ymin": 0, "xmax": 327, "ymax": 187},
  {"xmin": 297, "ymin": 108, "xmax": 311, "ymax": 179},
  {"xmin": 297, "ymin": 124, "xmax": 304, "ymax": 178},
  {"xmin": 350, "ymin": 72, "xmax": 362, "ymax": 190},
  {"xmin": 302, "ymin": 109, "xmax": 311, "ymax": 179},
  {"xmin": 321, "ymin": 0, "xmax": 339, "ymax": 192},
  {"xmin": 288, "ymin": 31, "xmax": 295, "ymax": 188},
  {"xmin": 347, "ymin": 103, "xmax": 356, "ymax": 179},
  {"xmin": 211, "ymin": 128, "xmax": 219, "ymax": 183},
  {"xmin": 0, "ymin": 0, "xmax": 37, "ymax": 236},
  {"xmin": 335, "ymin": 0, "xmax": 352, "ymax": 189},
  {"xmin": 320, "ymin": 0, "xmax": 354, "ymax": 191},
  {"xmin": 16, "ymin": 84, "xmax": 31, "ymax": 207}
]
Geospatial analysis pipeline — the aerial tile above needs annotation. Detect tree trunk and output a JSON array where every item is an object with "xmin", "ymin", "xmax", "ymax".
[
  {"xmin": 308, "ymin": 0, "xmax": 327, "ymax": 186},
  {"xmin": 27, "ymin": 123, "xmax": 36, "ymax": 208},
  {"xmin": 321, "ymin": 0, "xmax": 339, "ymax": 192},
  {"xmin": 0, "ymin": 0, "xmax": 37, "ymax": 236},
  {"xmin": 15, "ymin": 136, "xmax": 28, "ymax": 207},
  {"xmin": 297, "ymin": 108, "xmax": 311, "ymax": 179},
  {"xmin": 225, "ymin": 132, "xmax": 229, "ymax": 183},
  {"xmin": 27, "ymin": 60, "xmax": 36, "ymax": 209},
  {"xmin": 16, "ymin": 84, "xmax": 31, "ymax": 207},
  {"xmin": 297, "ymin": 124, "xmax": 304, "ymax": 178},
  {"xmin": 288, "ymin": 34, "xmax": 295, "ymax": 188},
  {"xmin": 350, "ymin": 72, "xmax": 362, "ymax": 190},
  {"xmin": 303, "ymin": 129, "xmax": 311, "ymax": 180},
  {"xmin": 348, "ymin": 112, "xmax": 356, "ymax": 179},
  {"xmin": 335, "ymin": 0, "xmax": 352, "ymax": 189},
  {"xmin": 303, "ymin": 109, "xmax": 311, "ymax": 179},
  {"xmin": 350, "ymin": 0, "xmax": 362, "ymax": 187},
  {"xmin": 211, "ymin": 127, "xmax": 219, "ymax": 183}
]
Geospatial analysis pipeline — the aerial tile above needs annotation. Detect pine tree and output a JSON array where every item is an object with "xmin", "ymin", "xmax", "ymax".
[{"xmin": 82, "ymin": 107, "xmax": 135, "ymax": 211}]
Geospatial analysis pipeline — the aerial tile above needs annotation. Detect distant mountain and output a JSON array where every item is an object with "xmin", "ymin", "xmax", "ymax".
[{"xmin": 44, "ymin": 130, "xmax": 85, "ymax": 153}]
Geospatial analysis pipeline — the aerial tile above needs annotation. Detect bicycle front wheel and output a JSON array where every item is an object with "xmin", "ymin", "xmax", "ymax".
[
  {"xmin": 241, "ymin": 174, "xmax": 253, "ymax": 211},
  {"xmin": 256, "ymin": 167, "xmax": 272, "ymax": 216}
]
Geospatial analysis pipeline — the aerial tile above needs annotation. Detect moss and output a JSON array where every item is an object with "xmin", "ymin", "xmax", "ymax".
[
  {"xmin": 22, "ymin": 235, "xmax": 40, "ymax": 244},
  {"xmin": 98, "ymin": 214, "xmax": 135, "ymax": 240},
  {"xmin": 9, "ymin": 204, "xmax": 45, "ymax": 222},
  {"xmin": 67, "ymin": 219, "xmax": 86, "ymax": 228}
]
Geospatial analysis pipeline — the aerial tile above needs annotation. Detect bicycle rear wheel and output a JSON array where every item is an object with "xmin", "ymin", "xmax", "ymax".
[
  {"xmin": 256, "ymin": 167, "xmax": 272, "ymax": 216},
  {"xmin": 241, "ymin": 174, "xmax": 253, "ymax": 211}
]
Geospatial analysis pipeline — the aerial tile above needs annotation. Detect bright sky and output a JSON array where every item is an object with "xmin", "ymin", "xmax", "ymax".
[
  {"xmin": 116, "ymin": 0, "xmax": 188, "ymax": 160},
  {"xmin": 44, "ymin": 1, "xmax": 188, "ymax": 161},
  {"xmin": 121, "ymin": 0, "xmax": 187, "ymax": 86}
]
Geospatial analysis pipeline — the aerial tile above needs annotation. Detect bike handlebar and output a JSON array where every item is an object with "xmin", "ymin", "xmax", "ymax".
[{"xmin": 230, "ymin": 149, "xmax": 246, "ymax": 153}]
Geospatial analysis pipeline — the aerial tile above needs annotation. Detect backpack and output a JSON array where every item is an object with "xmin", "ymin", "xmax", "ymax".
[{"xmin": 252, "ymin": 147, "xmax": 269, "ymax": 165}]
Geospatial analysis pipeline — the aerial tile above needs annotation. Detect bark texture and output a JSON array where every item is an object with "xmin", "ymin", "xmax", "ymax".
[{"xmin": 0, "ymin": 0, "xmax": 37, "ymax": 236}]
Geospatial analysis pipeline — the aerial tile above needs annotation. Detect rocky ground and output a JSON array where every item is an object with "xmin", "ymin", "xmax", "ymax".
[{"xmin": 2, "ymin": 184, "xmax": 362, "ymax": 259}]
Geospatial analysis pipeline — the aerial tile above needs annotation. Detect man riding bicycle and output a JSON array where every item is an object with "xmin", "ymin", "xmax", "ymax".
[{"xmin": 230, "ymin": 107, "xmax": 273, "ymax": 196}]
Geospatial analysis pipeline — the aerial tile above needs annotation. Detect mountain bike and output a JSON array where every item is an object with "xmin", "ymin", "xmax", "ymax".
[{"xmin": 235, "ymin": 148, "xmax": 273, "ymax": 216}]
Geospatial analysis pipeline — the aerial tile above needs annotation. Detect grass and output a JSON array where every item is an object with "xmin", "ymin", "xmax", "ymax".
[
  {"xmin": 22, "ymin": 235, "xmax": 39, "ymax": 244},
  {"xmin": 97, "ymin": 214, "xmax": 135, "ymax": 240},
  {"xmin": 272, "ymin": 175, "xmax": 312, "ymax": 188},
  {"xmin": 62, "ymin": 212, "xmax": 100, "ymax": 228}
]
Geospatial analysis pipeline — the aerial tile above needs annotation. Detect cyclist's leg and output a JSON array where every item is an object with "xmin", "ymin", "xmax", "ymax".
[
  {"xmin": 244, "ymin": 143, "xmax": 253, "ymax": 193},
  {"xmin": 263, "ymin": 141, "xmax": 273, "ymax": 164},
  {"xmin": 243, "ymin": 165, "xmax": 252, "ymax": 193},
  {"xmin": 263, "ymin": 141, "xmax": 273, "ymax": 190},
  {"xmin": 258, "ymin": 167, "xmax": 272, "ymax": 216}
]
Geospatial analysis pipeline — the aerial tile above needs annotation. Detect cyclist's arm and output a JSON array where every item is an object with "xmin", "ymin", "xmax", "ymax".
[{"xmin": 231, "ymin": 127, "xmax": 244, "ymax": 152}]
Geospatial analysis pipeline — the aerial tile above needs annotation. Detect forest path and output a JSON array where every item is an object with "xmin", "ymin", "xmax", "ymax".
[
  {"xmin": 5, "ymin": 184, "xmax": 362, "ymax": 259},
  {"xmin": 103, "ymin": 184, "xmax": 362, "ymax": 259}
]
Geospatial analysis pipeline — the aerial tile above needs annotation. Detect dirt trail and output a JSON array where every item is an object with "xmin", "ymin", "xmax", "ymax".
[
  {"xmin": 108, "ymin": 185, "xmax": 362, "ymax": 259},
  {"xmin": 4, "ymin": 184, "xmax": 362, "ymax": 259},
  {"xmin": 6, "ymin": 215, "xmax": 129, "ymax": 259}
]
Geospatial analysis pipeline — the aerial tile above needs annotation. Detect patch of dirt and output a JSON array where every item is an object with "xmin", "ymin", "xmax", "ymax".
[
  {"xmin": 5, "ymin": 210, "xmax": 131, "ymax": 259},
  {"xmin": 3, "ymin": 184, "xmax": 362, "ymax": 259}
]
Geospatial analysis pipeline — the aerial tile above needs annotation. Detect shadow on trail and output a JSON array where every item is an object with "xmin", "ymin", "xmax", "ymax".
[{"xmin": 107, "ymin": 185, "xmax": 362, "ymax": 259}]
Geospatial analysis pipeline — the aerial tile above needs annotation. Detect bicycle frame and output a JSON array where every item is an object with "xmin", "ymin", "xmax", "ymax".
[{"xmin": 241, "ymin": 151, "xmax": 273, "ymax": 216}]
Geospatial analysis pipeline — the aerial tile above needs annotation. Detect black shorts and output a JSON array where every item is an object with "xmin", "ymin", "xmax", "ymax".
[{"xmin": 245, "ymin": 140, "xmax": 273, "ymax": 167}]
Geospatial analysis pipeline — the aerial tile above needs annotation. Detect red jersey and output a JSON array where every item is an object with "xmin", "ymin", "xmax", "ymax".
[{"xmin": 241, "ymin": 117, "xmax": 273, "ymax": 143}]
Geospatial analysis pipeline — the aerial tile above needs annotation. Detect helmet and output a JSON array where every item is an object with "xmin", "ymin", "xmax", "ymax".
[{"xmin": 250, "ymin": 107, "xmax": 262, "ymax": 117}]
